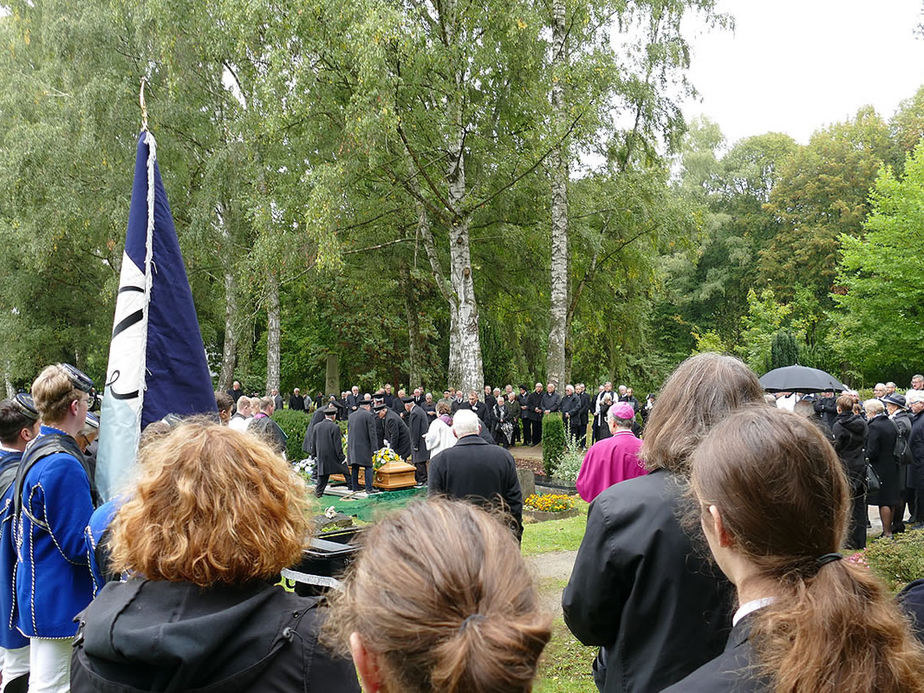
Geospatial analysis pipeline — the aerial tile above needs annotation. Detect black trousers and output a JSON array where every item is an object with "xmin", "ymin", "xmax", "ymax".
[
  {"xmin": 415, "ymin": 460, "xmax": 428, "ymax": 485},
  {"xmin": 351, "ymin": 464, "xmax": 373, "ymax": 492},
  {"xmin": 846, "ymin": 486, "xmax": 867, "ymax": 549},
  {"xmin": 315, "ymin": 474, "xmax": 330, "ymax": 497},
  {"xmin": 570, "ymin": 422, "xmax": 586, "ymax": 447},
  {"xmin": 523, "ymin": 417, "xmax": 542, "ymax": 445}
]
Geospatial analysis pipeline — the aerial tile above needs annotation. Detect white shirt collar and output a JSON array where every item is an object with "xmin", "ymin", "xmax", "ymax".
[{"xmin": 732, "ymin": 597, "xmax": 775, "ymax": 627}]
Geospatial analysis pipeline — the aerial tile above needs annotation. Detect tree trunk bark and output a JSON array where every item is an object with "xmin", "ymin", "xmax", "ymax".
[
  {"xmin": 545, "ymin": 0, "xmax": 569, "ymax": 389},
  {"xmin": 446, "ymin": 113, "xmax": 483, "ymax": 395},
  {"xmin": 3, "ymin": 362, "xmax": 13, "ymax": 399},
  {"xmin": 265, "ymin": 273, "xmax": 280, "ymax": 395},
  {"xmin": 216, "ymin": 205, "xmax": 238, "ymax": 391}
]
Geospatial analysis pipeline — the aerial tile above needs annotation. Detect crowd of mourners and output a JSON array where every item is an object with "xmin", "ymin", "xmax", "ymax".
[{"xmin": 0, "ymin": 356, "xmax": 923, "ymax": 692}]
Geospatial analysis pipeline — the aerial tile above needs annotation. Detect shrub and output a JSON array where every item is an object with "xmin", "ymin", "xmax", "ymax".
[
  {"xmin": 542, "ymin": 413, "xmax": 567, "ymax": 476},
  {"xmin": 864, "ymin": 532, "xmax": 924, "ymax": 592},
  {"xmin": 553, "ymin": 434, "xmax": 585, "ymax": 484},
  {"xmin": 272, "ymin": 409, "xmax": 310, "ymax": 461}
]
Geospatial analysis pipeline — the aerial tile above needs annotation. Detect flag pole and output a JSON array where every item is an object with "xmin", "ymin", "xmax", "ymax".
[{"xmin": 139, "ymin": 77, "xmax": 148, "ymax": 132}]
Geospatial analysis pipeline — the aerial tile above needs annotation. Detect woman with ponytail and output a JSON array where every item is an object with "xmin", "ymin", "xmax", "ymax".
[
  {"xmin": 664, "ymin": 406, "xmax": 924, "ymax": 692},
  {"xmin": 326, "ymin": 498, "xmax": 551, "ymax": 692}
]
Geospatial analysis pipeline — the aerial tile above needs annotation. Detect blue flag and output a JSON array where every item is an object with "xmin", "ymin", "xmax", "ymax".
[{"xmin": 96, "ymin": 131, "xmax": 217, "ymax": 501}]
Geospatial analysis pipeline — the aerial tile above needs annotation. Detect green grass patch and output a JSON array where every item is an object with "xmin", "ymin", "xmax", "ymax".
[
  {"xmin": 521, "ymin": 500, "xmax": 588, "ymax": 556},
  {"xmin": 535, "ymin": 617, "xmax": 597, "ymax": 693}
]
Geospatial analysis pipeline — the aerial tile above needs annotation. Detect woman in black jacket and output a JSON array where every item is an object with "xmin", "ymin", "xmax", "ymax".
[
  {"xmin": 664, "ymin": 407, "xmax": 924, "ymax": 693},
  {"xmin": 71, "ymin": 420, "xmax": 360, "ymax": 693},
  {"xmin": 832, "ymin": 395, "xmax": 868, "ymax": 549},
  {"xmin": 865, "ymin": 398, "xmax": 899, "ymax": 539}
]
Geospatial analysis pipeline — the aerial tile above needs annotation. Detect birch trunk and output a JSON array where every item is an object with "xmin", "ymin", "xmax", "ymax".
[
  {"xmin": 545, "ymin": 0, "xmax": 569, "ymax": 388},
  {"xmin": 216, "ymin": 205, "xmax": 238, "ymax": 391},
  {"xmin": 446, "ymin": 106, "xmax": 483, "ymax": 395},
  {"xmin": 325, "ymin": 353, "xmax": 339, "ymax": 396},
  {"xmin": 265, "ymin": 273, "xmax": 280, "ymax": 395},
  {"xmin": 3, "ymin": 362, "xmax": 13, "ymax": 399}
]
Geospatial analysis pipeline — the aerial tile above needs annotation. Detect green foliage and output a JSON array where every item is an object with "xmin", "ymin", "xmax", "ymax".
[
  {"xmin": 553, "ymin": 435, "xmax": 586, "ymax": 484},
  {"xmin": 271, "ymin": 409, "xmax": 310, "ymax": 461},
  {"xmin": 830, "ymin": 139, "xmax": 924, "ymax": 381},
  {"xmin": 864, "ymin": 532, "xmax": 924, "ymax": 592},
  {"xmin": 734, "ymin": 289, "xmax": 801, "ymax": 374},
  {"xmin": 770, "ymin": 330, "xmax": 800, "ymax": 369},
  {"xmin": 542, "ymin": 414, "xmax": 568, "ymax": 476}
]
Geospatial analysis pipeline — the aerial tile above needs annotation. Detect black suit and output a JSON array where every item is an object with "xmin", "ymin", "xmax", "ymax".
[
  {"xmin": 347, "ymin": 407, "xmax": 377, "ymax": 492},
  {"xmin": 383, "ymin": 409, "xmax": 412, "ymax": 459},
  {"xmin": 288, "ymin": 394, "xmax": 305, "ymax": 412},
  {"xmin": 408, "ymin": 404, "xmax": 430, "ymax": 484},
  {"xmin": 524, "ymin": 390, "xmax": 543, "ymax": 445},
  {"xmin": 661, "ymin": 613, "xmax": 768, "ymax": 692},
  {"xmin": 301, "ymin": 407, "xmax": 328, "ymax": 455},
  {"xmin": 562, "ymin": 470, "xmax": 734, "ymax": 693},
  {"xmin": 310, "ymin": 417, "xmax": 347, "ymax": 496},
  {"xmin": 427, "ymin": 435, "xmax": 523, "ymax": 539}
]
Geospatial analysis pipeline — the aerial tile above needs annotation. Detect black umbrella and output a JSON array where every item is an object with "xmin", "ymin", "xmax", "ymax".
[{"xmin": 759, "ymin": 365, "xmax": 847, "ymax": 393}]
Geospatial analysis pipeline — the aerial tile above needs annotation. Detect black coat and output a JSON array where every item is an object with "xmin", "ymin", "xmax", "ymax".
[
  {"xmin": 525, "ymin": 390, "xmax": 543, "ymax": 421},
  {"xmin": 661, "ymin": 614, "xmax": 768, "ymax": 693},
  {"xmin": 813, "ymin": 396, "xmax": 838, "ymax": 429},
  {"xmin": 540, "ymin": 391, "xmax": 561, "ymax": 413},
  {"xmin": 247, "ymin": 415, "xmax": 288, "ymax": 456},
  {"xmin": 832, "ymin": 412, "xmax": 868, "ymax": 485},
  {"xmin": 408, "ymin": 405, "xmax": 430, "ymax": 463},
  {"xmin": 383, "ymin": 409, "xmax": 412, "ymax": 459},
  {"xmin": 910, "ymin": 410, "xmax": 924, "ymax": 490},
  {"xmin": 288, "ymin": 394, "xmax": 305, "ymax": 412},
  {"xmin": 71, "ymin": 579, "xmax": 360, "ymax": 693},
  {"xmin": 347, "ymin": 407, "xmax": 377, "ymax": 467},
  {"xmin": 302, "ymin": 407, "xmax": 328, "ymax": 455},
  {"xmin": 560, "ymin": 394, "xmax": 578, "ymax": 420},
  {"xmin": 311, "ymin": 418, "xmax": 346, "ymax": 476},
  {"xmin": 427, "ymin": 435, "xmax": 522, "ymax": 538},
  {"xmin": 562, "ymin": 470, "xmax": 734, "ymax": 693},
  {"xmin": 867, "ymin": 414, "xmax": 900, "ymax": 504},
  {"xmin": 460, "ymin": 400, "xmax": 489, "ymax": 422},
  {"xmin": 577, "ymin": 392, "xmax": 592, "ymax": 426}
]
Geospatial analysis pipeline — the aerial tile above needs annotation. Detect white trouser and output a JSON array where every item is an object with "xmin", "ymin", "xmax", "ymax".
[
  {"xmin": 1, "ymin": 645, "xmax": 30, "ymax": 690},
  {"xmin": 28, "ymin": 638, "xmax": 70, "ymax": 693}
]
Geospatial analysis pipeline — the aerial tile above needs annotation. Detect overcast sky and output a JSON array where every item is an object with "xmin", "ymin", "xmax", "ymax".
[{"xmin": 683, "ymin": 0, "xmax": 924, "ymax": 147}]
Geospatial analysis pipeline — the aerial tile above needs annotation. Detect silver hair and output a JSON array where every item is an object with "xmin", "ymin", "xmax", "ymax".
[{"xmin": 451, "ymin": 409, "xmax": 481, "ymax": 437}]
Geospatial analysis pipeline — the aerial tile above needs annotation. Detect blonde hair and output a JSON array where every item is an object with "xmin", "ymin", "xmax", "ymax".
[
  {"xmin": 31, "ymin": 364, "xmax": 81, "ymax": 423},
  {"xmin": 326, "ymin": 499, "xmax": 551, "ymax": 692},
  {"xmin": 641, "ymin": 353, "xmax": 764, "ymax": 475},
  {"xmin": 109, "ymin": 421, "xmax": 309, "ymax": 586},
  {"xmin": 692, "ymin": 407, "xmax": 924, "ymax": 693}
]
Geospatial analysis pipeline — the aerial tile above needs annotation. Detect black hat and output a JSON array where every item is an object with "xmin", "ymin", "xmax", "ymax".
[
  {"xmin": 373, "ymin": 402, "xmax": 387, "ymax": 411},
  {"xmin": 323, "ymin": 404, "xmax": 338, "ymax": 415},
  {"xmin": 519, "ymin": 384, "xmax": 528, "ymax": 391},
  {"xmin": 12, "ymin": 393, "xmax": 39, "ymax": 421},
  {"xmin": 357, "ymin": 399, "xmax": 372, "ymax": 406},
  {"xmin": 401, "ymin": 396, "xmax": 415, "ymax": 403},
  {"xmin": 883, "ymin": 393, "xmax": 907, "ymax": 409}
]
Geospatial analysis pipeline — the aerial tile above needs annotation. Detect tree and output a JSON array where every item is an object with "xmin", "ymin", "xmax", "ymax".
[
  {"xmin": 770, "ymin": 330, "xmax": 799, "ymax": 369},
  {"xmin": 830, "ymin": 139, "xmax": 924, "ymax": 380}
]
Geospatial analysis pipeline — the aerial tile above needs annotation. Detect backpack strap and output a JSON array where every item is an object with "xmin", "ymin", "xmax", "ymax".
[{"xmin": 13, "ymin": 434, "xmax": 96, "ymax": 529}]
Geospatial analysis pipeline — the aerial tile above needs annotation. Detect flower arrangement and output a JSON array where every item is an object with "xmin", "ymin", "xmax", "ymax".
[
  {"xmin": 524, "ymin": 493, "xmax": 575, "ymax": 513},
  {"xmin": 371, "ymin": 447, "xmax": 402, "ymax": 471},
  {"xmin": 291, "ymin": 458, "xmax": 314, "ymax": 483}
]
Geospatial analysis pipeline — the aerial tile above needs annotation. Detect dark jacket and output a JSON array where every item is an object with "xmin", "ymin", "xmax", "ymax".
[
  {"xmin": 525, "ymin": 390, "xmax": 543, "ymax": 421},
  {"xmin": 562, "ymin": 470, "xmax": 734, "ymax": 693},
  {"xmin": 408, "ymin": 405, "xmax": 430, "ymax": 463},
  {"xmin": 661, "ymin": 613, "xmax": 768, "ymax": 693},
  {"xmin": 813, "ymin": 396, "xmax": 838, "ymax": 429},
  {"xmin": 247, "ymin": 414, "xmax": 288, "ymax": 456},
  {"xmin": 288, "ymin": 394, "xmax": 305, "ymax": 412},
  {"xmin": 71, "ymin": 579, "xmax": 360, "ymax": 693},
  {"xmin": 577, "ymin": 392, "xmax": 592, "ymax": 426},
  {"xmin": 541, "ymin": 391, "xmax": 561, "ymax": 413},
  {"xmin": 910, "ymin": 410, "xmax": 924, "ymax": 490},
  {"xmin": 832, "ymin": 411, "xmax": 868, "ymax": 485},
  {"xmin": 347, "ymin": 407, "xmax": 377, "ymax": 467},
  {"xmin": 302, "ymin": 407, "xmax": 328, "ymax": 455},
  {"xmin": 866, "ymin": 414, "xmax": 897, "ymax": 469},
  {"xmin": 383, "ymin": 409, "xmax": 412, "ymax": 459},
  {"xmin": 560, "ymin": 393, "xmax": 578, "ymax": 420},
  {"xmin": 311, "ymin": 417, "xmax": 346, "ymax": 476},
  {"xmin": 427, "ymin": 435, "xmax": 522, "ymax": 538}
]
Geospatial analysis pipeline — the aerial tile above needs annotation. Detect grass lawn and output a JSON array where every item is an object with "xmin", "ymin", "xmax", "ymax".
[
  {"xmin": 535, "ymin": 617, "xmax": 598, "ymax": 693},
  {"xmin": 521, "ymin": 500, "xmax": 589, "ymax": 556}
]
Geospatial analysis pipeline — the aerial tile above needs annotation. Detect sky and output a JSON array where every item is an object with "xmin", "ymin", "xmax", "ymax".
[{"xmin": 683, "ymin": 0, "xmax": 924, "ymax": 147}]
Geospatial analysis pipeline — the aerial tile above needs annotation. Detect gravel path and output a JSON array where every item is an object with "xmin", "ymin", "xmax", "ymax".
[{"xmin": 527, "ymin": 550, "xmax": 578, "ymax": 616}]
